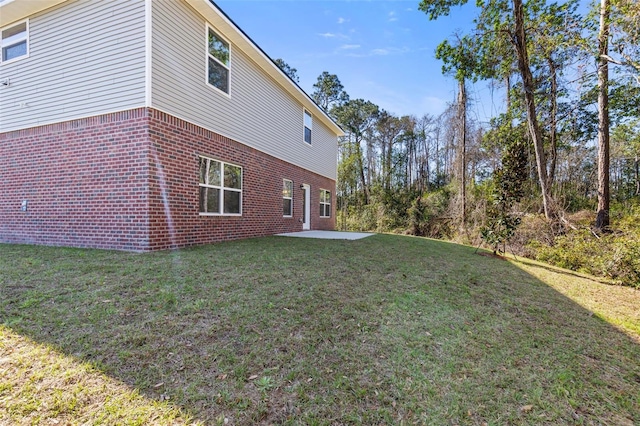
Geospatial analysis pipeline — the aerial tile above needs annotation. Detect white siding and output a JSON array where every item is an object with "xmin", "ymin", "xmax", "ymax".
[
  {"xmin": 151, "ymin": 0, "xmax": 338, "ymax": 180},
  {"xmin": 0, "ymin": 0, "xmax": 146, "ymax": 133}
]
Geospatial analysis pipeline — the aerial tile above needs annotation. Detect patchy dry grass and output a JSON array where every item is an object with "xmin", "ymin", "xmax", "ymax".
[
  {"xmin": 0, "ymin": 327, "xmax": 196, "ymax": 425},
  {"xmin": 1, "ymin": 234, "xmax": 639, "ymax": 425}
]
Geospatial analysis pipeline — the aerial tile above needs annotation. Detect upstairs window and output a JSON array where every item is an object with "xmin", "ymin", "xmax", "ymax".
[
  {"xmin": 304, "ymin": 110, "xmax": 312, "ymax": 144},
  {"xmin": 199, "ymin": 156, "xmax": 242, "ymax": 215},
  {"xmin": 319, "ymin": 189, "xmax": 331, "ymax": 218},
  {"xmin": 283, "ymin": 179, "xmax": 293, "ymax": 217},
  {"xmin": 207, "ymin": 27, "xmax": 230, "ymax": 94},
  {"xmin": 1, "ymin": 20, "xmax": 28, "ymax": 63}
]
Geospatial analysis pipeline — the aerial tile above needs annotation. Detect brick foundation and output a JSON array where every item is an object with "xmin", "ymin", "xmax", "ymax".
[{"xmin": 0, "ymin": 108, "xmax": 336, "ymax": 251}]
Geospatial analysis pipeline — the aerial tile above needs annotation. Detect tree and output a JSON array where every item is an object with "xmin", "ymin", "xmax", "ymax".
[
  {"xmin": 434, "ymin": 34, "xmax": 477, "ymax": 227},
  {"xmin": 595, "ymin": 0, "xmax": 611, "ymax": 230},
  {"xmin": 604, "ymin": 0, "xmax": 640, "ymax": 77},
  {"xmin": 419, "ymin": 0, "xmax": 559, "ymax": 220},
  {"xmin": 333, "ymin": 99, "xmax": 380, "ymax": 205},
  {"xmin": 273, "ymin": 58, "xmax": 299, "ymax": 83},
  {"xmin": 311, "ymin": 71, "xmax": 349, "ymax": 114}
]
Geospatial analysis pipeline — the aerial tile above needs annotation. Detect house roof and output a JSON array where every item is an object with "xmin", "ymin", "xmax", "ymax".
[
  {"xmin": 0, "ymin": 0, "xmax": 68, "ymax": 27},
  {"xmin": 0, "ymin": 0, "xmax": 344, "ymax": 137}
]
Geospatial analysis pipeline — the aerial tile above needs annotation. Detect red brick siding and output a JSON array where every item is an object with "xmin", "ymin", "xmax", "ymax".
[
  {"xmin": 0, "ymin": 109, "xmax": 151, "ymax": 251},
  {"xmin": 0, "ymin": 108, "xmax": 336, "ymax": 251},
  {"xmin": 146, "ymin": 108, "xmax": 336, "ymax": 250}
]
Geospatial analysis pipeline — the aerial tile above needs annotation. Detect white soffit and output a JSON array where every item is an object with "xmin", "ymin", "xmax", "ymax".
[{"xmin": 0, "ymin": 0, "xmax": 69, "ymax": 27}]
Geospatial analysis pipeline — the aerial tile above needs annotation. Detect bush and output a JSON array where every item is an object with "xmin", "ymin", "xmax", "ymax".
[
  {"xmin": 407, "ymin": 188, "xmax": 453, "ymax": 239},
  {"xmin": 529, "ymin": 207, "xmax": 640, "ymax": 288}
]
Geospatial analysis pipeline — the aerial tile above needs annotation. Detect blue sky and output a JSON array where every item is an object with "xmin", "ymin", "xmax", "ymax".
[{"xmin": 215, "ymin": 0, "xmax": 505, "ymax": 122}]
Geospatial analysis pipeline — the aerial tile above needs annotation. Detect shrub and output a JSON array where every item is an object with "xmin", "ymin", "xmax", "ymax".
[{"xmin": 529, "ymin": 208, "xmax": 640, "ymax": 288}]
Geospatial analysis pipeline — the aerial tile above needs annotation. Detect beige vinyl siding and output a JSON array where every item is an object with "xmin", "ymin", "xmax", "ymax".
[
  {"xmin": 151, "ymin": 0, "xmax": 337, "ymax": 180},
  {"xmin": 0, "ymin": 0, "xmax": 146, "ymax": 133}
]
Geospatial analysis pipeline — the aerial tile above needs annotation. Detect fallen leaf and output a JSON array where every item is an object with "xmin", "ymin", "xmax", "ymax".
[
  {"xmin": 153, "ymin": 382, "xmax": 164, "ymax": 388},
  {"xmin": 217, "ymin": 374, "xmax": 227, "ymax": 380},
  {"xmin": 248, "ymin": 375, "xmax": 258, "ymax": 380},
  {"xmin": 306, "ymin": 377, "xmax": 313, "ymax": 383},
  {"xmin": 521, "ymin": 405, "xmax": 534, "ymax": 412}
]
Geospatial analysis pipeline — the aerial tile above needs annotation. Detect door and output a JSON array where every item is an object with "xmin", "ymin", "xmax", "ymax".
[{"xmin": 302, "ymin": 184, "xmax": 310, "ymax": 230}]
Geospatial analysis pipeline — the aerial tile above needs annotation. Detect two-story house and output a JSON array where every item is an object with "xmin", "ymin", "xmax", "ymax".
[{"xmin": 0, "ymin": 0, "xmax": 343, "ymax": 251}]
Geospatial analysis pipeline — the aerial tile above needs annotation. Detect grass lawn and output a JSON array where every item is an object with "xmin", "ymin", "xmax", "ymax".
[{"xmin": 1, "ymin": 234, "xmax": 639, "ymax": 425}]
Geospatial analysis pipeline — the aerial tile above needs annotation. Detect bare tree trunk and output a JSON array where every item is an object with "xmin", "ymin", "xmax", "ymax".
[
  {"xmin": 458, "ymin": 79, "xmax": 467, "ymax": 226},
  {"xmin": 512, "ymin": 0, "xmax": 555, "ymax": 220},
  {"xmin": 595, "ymin": 0, "xmax": 610, "ymax": 230},
  {"xmin": 505, "ymin": 75, "xmax": 511, "ymax": 111},
  {"xmin": 635, "ymin": 155, "xmax": 639, "ymax": 196},
  {"xmin": 547, "ymin": 57, "xmax": 558, "ymax": 188},
  {"xmin": 355, "ymin": 136, "xmax": 370, "ymax": 205}
]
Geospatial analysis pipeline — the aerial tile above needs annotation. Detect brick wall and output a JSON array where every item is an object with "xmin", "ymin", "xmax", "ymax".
[
  {"xmin": 0, "ymin": 109, "xmax": 151, "ymax": 251},
  {"xmin": 147, "ymin": 108, "xmax": 336, "ymax": 250},
  {"xmin": 0, "ymin": 108, "xmax": 336, "ymax": 251}
]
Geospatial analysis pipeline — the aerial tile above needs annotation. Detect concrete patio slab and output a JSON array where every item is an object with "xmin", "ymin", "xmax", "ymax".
[{"xmin": 276, "ymin": 230, "xmax": 374, "ymax": 240}]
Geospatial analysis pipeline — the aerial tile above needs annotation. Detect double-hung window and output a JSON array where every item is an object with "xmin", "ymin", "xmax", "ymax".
[
  {"xmin": 199, "ymin": 156, "xmax": 242, "ymax": 215},
  {"xmin": 304, "ymin": 110, "xmax": 312, "ymax": 144},
  {"xmin": 319, "ymin": 189, "xmax": 331, "ymax": 218},
  {"xmin": 1, "ymin": 20, "xmax": 29, "ymax": 63},
  {"xmin": 207, "ymin": 27, "xmax": 230, "ymax": 94},
  {"xmin": 283, "ymin": 179, "xmax": 293, "ymax": 217}
]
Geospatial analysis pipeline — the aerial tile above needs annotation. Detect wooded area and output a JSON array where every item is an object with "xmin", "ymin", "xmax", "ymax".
[{"xmin": 278, "ymin": 0, "xmax": 639, "ymax": 287}]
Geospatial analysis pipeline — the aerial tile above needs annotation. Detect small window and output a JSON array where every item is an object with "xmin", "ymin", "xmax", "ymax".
[
  {"xmin": 207, "ymin": 27, "xmax": 230, "ymax": 94},
  {"xmin": 199, "ymin": 156, "xmax": 242, "ymax": 215},
  {"xmin": 304, "ymin": 110, "xmax": 312, "ymax": 144},
  {"xmin": 283, "ymin": 179, "xmax": 293, "ymax": 217},
  {"xmin": 319, "ymin": 189, "xmax": 331, "ymax": 218},
  {"xmin": 1, "ymin": 20, "xmax": 29, "ymax": 63}
]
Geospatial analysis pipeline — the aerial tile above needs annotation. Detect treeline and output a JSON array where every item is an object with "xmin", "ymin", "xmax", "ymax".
[{"xmin": 276, "ymin": 0, "xmax": 639, "ymax": 286}]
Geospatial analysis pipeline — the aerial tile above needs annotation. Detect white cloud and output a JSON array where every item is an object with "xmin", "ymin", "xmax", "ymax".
[
  {"xmin": 372, "ymin": 46, "xmax": 410, "ymax": 56},
  {"xmin": 341, "ymin": 46, "xmax": 411, "ymax": 58},
  {"xmin": 372, "ymin": 48, "xmax": 389, "ymax": 56},
  {"xmin": 337, "ymin": 17, "xmax": 348, "ymax": 24},
  {"xmin": 388, "ymin": 11, "xmax": 398, "ymax": 22},
  {"xmin": 318, "ymin": 32, "xmax": 350, "ymax": 40}
]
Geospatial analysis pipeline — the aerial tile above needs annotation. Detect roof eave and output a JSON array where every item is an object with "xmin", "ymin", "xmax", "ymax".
[
  {"xmin": 186, "ymin": 0, "xmax": 344, "ymax": 137},
  {"xmin": 0, "ymin": 0, "xmax": 69, "ymax": 27}
]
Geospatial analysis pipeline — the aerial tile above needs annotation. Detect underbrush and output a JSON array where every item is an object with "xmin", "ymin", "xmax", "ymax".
[
  {"xmin": 524, "ymin": 207, "xmax": 640, "ymax": 288},
  {"xmin": 339, "ymin": 191, "xmax": 640, "ymax": 288}
]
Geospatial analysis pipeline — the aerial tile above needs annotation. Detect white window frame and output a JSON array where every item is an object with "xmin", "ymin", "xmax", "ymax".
[
  {"xmin": 303, "ymin": 109, "xmax": 312, "ymax": 145},
  {"xmin": 1, "ymin": 19, "xmax": 29, "ymax": 64},
  {"xmin": 319, "ymin": 189, "xmax": 331, "ymax": 218},
  {"xmin": 205, "ymin": 24, "xmax": 231, "ymax": 97},
  {"xmin": 199, "ymin": 156, "xmax": 242, "ymax": 216},
  {"xmin": 283, "ymin": 179, "xmax": 293, "ymax": 217}
]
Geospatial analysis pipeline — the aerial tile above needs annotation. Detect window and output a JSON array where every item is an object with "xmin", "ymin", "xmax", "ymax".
[
  {"xmin": 283, "ymin": 179, "xmax": 293, "ymax": 217},
  {"xmin": 319, "ymin": 189, "xmax": 331, "ymax": 218},
  {"xmin": 207, "ymin": 27, "xmax": 230, "ymax": 94},
  {"xmin": 1, "ymin": 20, "xmax": 28, "ymax": 63},
  {"xmin": 304, "ymin": 110, "xmax": 312, "ymax": 144},
  {"xmin": 199, "ymin": 156, "xmax": 242, "ymax": 215}
]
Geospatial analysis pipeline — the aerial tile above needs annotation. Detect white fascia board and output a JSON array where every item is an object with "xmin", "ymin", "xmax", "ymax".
[
  {"xmin": 0, "ymin": 0, "xmax": 69, "ymax": 27},
  {"xmin": 184, "ymin": 0, "xmax": 344, "ymax": 137}
]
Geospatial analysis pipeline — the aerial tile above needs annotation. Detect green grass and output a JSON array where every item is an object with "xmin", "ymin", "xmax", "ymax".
[{"xmin": 1, "ymin": 234, "xmax": 639, "ymax": 425}]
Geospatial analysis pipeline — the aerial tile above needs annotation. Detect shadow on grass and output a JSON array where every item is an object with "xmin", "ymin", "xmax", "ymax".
[
  {"xmin": 511, "ymin": 255, "xmax": 621, "ymax": 286},
  {"xmin": 1, "ymin": 234, "xmax": 639, "ymax": 425}
]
